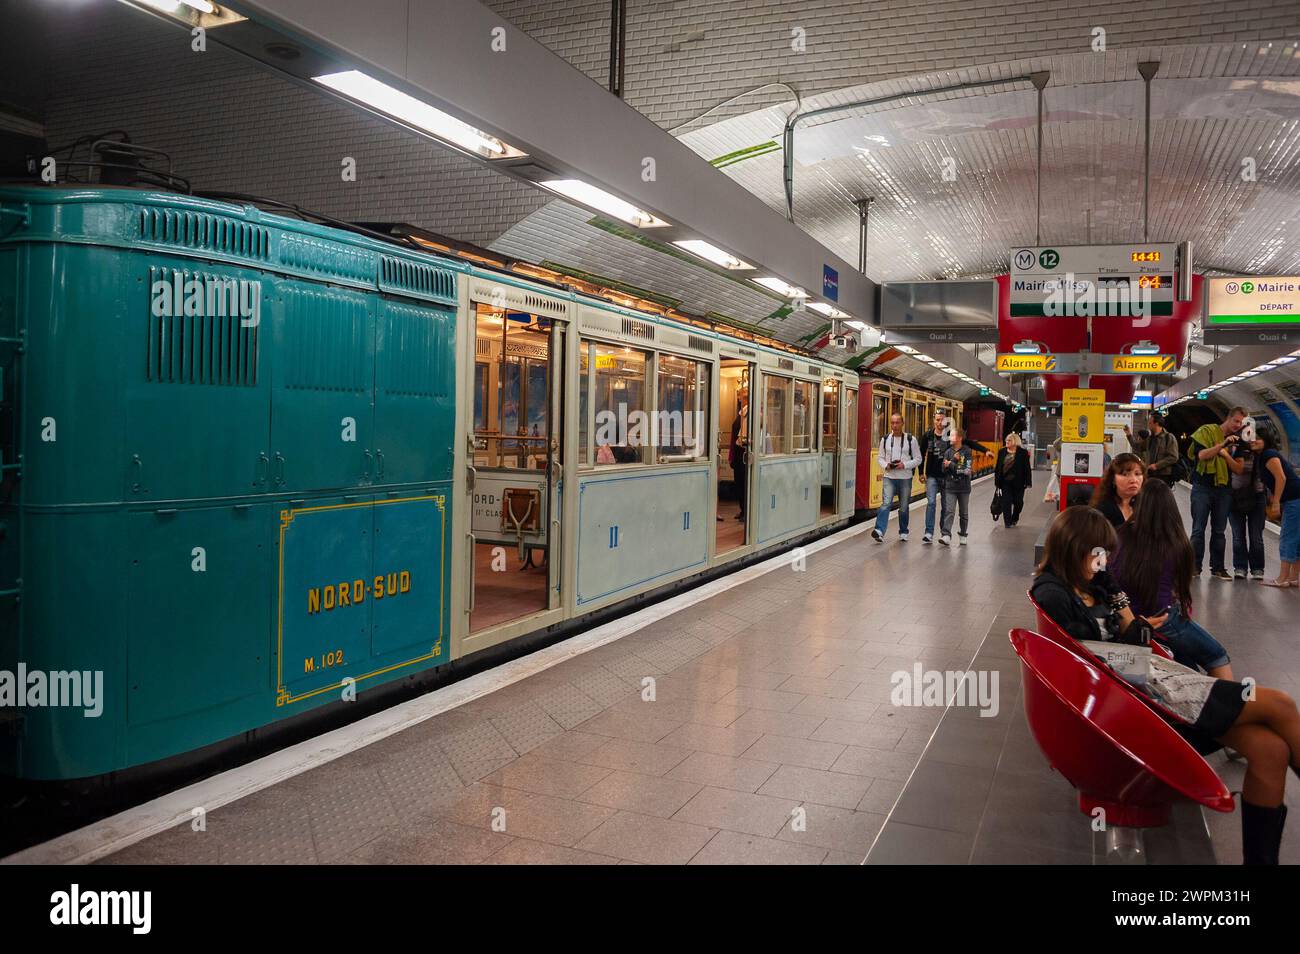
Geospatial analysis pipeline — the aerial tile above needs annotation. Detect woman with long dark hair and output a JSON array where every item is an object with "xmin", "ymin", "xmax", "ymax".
[
  {"xmin": 1255, "ymin": 419, "xmax": 1300, "ymax": 588},
  {"xmin": 1112, "ymin": 480, "xmax": 1234, "ymax": 679},
  {"xmin": 1090, "ymin": 452, "xmax": 1144, "ymax": 527},
  {"xmin": 1032, "ymin": 506, "xmax": 1300, "ymax": 864}
]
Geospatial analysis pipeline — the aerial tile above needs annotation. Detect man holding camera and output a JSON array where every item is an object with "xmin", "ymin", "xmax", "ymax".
[
  {"xmin": 1188, "ymin": 407, "xmax": 1247, "ymax": 580},
  {"xmin": 1125, "ymin": 412, "xmax": 1180, "ymax": 486},
  {"xmin": 872, "ymin": 412, "xmax": 921, "ymax": 542}
]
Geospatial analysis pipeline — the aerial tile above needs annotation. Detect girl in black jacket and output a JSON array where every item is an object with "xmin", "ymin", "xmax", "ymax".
[
  {"xmin": 1031, "ymin": 505, "xmax": 1300, "ymax": 865},
  {"xmin": 994, "ymin": 433, "xmax": 1032, "ymax": 527}
]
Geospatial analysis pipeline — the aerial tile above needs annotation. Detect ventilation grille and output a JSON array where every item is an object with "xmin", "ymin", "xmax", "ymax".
[
  {"xmin": 281, "ymin": 286, "xmax": 370, "ymax": 393},
  {"xmin": 688, "ymin": 335, "xmax": 715, "ymax": 353},
  {"xmin": 476, "ymin": 337, "xmax": 492, "ymax": 355},
  {"xmin": 379, "ymin": 255, "xmax": 457, "ymax": 305},
  {"xmin": 145, "ymin": 267, "xmax": 258, "ymax": 386},
  {"xmin": 470, "ymin": 281, "xmax": 568, "ymax": 317},
  {"xmin": 621, "ymin": 317, "xmax": 655, "ymax": 341},
  {"xmin": 381, "ymin": 301, "xmax": 452, "ymax": 399},
  {"xmin": 140, "ymin": 208, "xmax": 270, "ymax": 261},
  {"xmin": 279, "ymin": 233, "xmax": 373, "ymax": 284}
]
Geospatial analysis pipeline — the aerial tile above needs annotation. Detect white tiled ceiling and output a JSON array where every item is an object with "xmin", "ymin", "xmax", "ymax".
[{"xmin": 491, "ymin": 42, "xmax": 1300, "ymax": 387}]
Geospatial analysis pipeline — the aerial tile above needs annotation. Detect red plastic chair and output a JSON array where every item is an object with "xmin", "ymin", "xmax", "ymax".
[
  {"xmin": 1010, "ymin": 628, "xmax": 1234, "ymax": 828},
  {"xmin": 1027, "ymin": 591, "xmax": 1197, "ymax": 730}
]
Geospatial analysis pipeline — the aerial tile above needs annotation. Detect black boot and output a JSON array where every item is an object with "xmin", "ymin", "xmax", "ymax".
[{"xmin": 1241, "ymin": 801, "xmax": 1287, "ymax": 865}]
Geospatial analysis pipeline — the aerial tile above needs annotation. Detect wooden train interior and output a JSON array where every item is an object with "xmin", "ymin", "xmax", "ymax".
[
  {"xmin": 716, "ymin": 359, "xmax": 751, "ymax": 554},
  {"xmin": 469, "ymin": 303, "xmax": 559, "ymax": 633}
]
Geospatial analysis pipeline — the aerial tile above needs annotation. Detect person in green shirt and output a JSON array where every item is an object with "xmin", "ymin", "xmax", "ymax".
[{"xmin": 1188, "ymin": 407, "xmax": 1247, "ymax": 580}]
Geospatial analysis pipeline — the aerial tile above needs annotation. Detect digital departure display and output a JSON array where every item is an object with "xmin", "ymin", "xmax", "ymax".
[{"xmin": 1130, "ymin": 251, "xmax": 1162, "ymax": 263}]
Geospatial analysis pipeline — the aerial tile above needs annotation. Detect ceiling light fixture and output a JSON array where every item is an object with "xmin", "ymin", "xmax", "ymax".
[
  {"xmin": 750, "ymin": 276, "xmax": 807, "ymax": 299},
  {"xmin": 538, "ymin": 179, "xmax": 669, "ymax": 228},
  {"xmin": 314, "ymin": 70, "xmax": 526, "ymax": 161},
  {"xmin": 673, "ymin": 239, "xmax": 751, "ymax": 269}
]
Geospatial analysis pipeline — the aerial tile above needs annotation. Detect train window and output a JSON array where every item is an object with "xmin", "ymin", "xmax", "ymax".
[
  {"xmin": 656, "ymin": 354, "xmax": 709, "ymax": 460},
  {"xmin": 872, "ymin": 391, "xmax": 887, "ymax": 450},
  {"xmin": 822, "ymin": 380, "xmax": 839, "ymax": 451},
  {"xmin": 578, "ymin": 343, "xmax": 590, "ymax": 466},
  {"xmin": 473, "ymin": 362, "xmax": 489, "ymax": 432},
  {"xmin": 792, "ymin": 380, "xmax": 816, "ymax": 452},
  {"xmin": 592, "ymin": 342, "xmax": 648, "ymax": 465},
  {"xmin": 844, "ymin": 388, "xmax": 859, "ymax": 450},
  {"xmin": 762, "ymin": 375, "xmax": 791, "ymax": 454}
]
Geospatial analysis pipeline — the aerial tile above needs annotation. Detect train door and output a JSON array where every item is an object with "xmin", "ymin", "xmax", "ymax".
[
  {"xmin": 716, "ymin": 357, "xmax": 754, "ymax": 555},
  {"xmin": 820, "ymin": 377, "xmax": 840, "ymax": 518},
  {"xmin": 868, "ymin": 384, "xmax": 890, "ymax": 509},
  {"xmin": 466, "ymin": 300, "xmax": 563, "ymax": 635}
]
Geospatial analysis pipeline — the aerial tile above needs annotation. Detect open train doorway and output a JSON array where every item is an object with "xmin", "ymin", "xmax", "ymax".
[
  {"xmin": 468, "ymin": 302, "xmax": 563, "ymax": 633},
  {"xmin": 717, "ymin": 359, "xmax": 753, "ymax": 555},
  {"xmin": 820, "ymin": 378, "xmax": 840, "ymax": 518}
]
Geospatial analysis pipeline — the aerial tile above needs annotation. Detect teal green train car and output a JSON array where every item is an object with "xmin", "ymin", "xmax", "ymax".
[
  {"xmin": 0, "ymin": 187, "xmax": 461, "ymax": 780},
  {"xmin": 0, "ymin": 186, "xmax": 861, "ymax": 784}
]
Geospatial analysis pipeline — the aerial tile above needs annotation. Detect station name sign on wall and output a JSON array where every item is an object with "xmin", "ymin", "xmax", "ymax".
[
  {"xmin": 1204, "ymin": 277, "xmax": 1300, "ymax": 344},
  {"xmin": 1010, "ymin": 244, "xmax": 1175, "ymax": 318}
]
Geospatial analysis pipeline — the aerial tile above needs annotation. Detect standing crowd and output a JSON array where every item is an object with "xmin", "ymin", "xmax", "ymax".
[{"xmin": 871, "ymin": 408, "xmax": 1030, "ymax": 547}]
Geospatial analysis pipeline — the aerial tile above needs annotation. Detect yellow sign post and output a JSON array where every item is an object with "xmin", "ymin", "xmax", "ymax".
[
  {"xmin": 995, "ymin": 353, "xmax": 1057, "ymax": 373},
  {"xmin": 1062, "ymin": 388, "xmax": 1105, "ymax": 443}
]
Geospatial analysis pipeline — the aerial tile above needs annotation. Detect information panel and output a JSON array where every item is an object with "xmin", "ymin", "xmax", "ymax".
[
  {"xmin": 1062, "ymin": 388, "xmax": 1105, "ymax": 443},
  {"xmin": 1204, "ymin": 277, "xmax": 1300, "ymax": 344},
  {"xmin": 1010, "ymin": 244, "xmax": 1175, "ymax": 317}
]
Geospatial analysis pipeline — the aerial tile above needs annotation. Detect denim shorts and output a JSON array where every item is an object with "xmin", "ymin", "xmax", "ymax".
[{"xmin": 1156, "ymin": 603, "xmax": 1231, "ymax": 672}]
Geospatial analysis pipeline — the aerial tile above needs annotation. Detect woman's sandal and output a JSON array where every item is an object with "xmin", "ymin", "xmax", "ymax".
[{"xmin": 1260, "ymin": 578, "xmax": 1297, "ymax": 587}]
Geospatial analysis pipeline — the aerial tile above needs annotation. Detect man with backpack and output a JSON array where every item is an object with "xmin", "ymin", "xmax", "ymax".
[
  {"xmin": 872, "ymin": 412, "xmax": 922, "ymax": 543},
  {"xmin": 1126, "ymin": 413, "xmax": 1180, "ymax": 486},
  {"xmin": 1188, "ymin": 406, "xmax": 1247, "ymax": 580},
  {"xmin": 918, "ymin": 409, "xmax": 950, "ymax": 544}
]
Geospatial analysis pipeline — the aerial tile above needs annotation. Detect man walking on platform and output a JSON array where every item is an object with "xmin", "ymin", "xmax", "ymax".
[
  {"xmin": 1126, "ymin": 413, "xmax": 1179, "ymax": 486},
  {"xmin": 1188, "ymin": 406, "xmax": 1247, "ymax": 580},
  {"xmin": 939, "ymin": 426, "xmax": 974, "ymax": 546},
  {"xmin": 918, "ymin": 410, "xmax": 949, "ymax": 544},
  {"xmin": 872, "ymin": 413, "xmax": 921, "ymax": 543}
]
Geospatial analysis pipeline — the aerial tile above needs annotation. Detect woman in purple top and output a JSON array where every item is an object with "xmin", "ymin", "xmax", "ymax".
[{"xmin": 1111, "ymin": 480, "xmax": 1235, "ymax": 679}]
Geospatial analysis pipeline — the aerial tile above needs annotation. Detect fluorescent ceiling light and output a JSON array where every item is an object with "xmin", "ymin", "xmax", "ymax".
[
  {"xmin": 181, "ymin": 0, "xmax": 215, "ymax": 11},
  {"xmin": 1012, "ymin": 340, "xmax": 1042, "ymax": 354},
  {"xmin": 1250, "ymin": 364, "xmax": 1272, "ymax": 373},
  {"xmin": 807, "ymin": 302, "xmax": 849, "ymax": 318},
  {"xmin": 1130, "ymin": 341, "xmax": 1161, "ymax": 355},
  {"xmin": 314, "ymin": 70, "xmax": 525, "ymax": 161},
  {"xmin": 673, "ymin": 240, "xmax": 751, "ymax": 269},
  {"xmin": 895, "ymin": 344, "xmax": 918, "ymax": 354},
  {"xmin": 750, "ymin": 276, "xmax": 806, "ymax": 298},
  {"xmin": 844, "ymin": 320, "xmax": 868, "ymax": 331},
  {"xmin": 539, "ymin": 179, "xmax": 669, "ymax": 228},
  {"xmin": 1270, "ymin": 356, "xmax": 1296, "ymax": 365}
]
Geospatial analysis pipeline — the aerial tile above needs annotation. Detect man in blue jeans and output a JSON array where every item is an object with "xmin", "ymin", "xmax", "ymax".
[
  {"xmin": 872, "ymin": 413, "xmax": 922, "ymax": 543},
  {"xmin": 1188, "ymin": 407, "xmax": 1246, "ymax": 580},
  {"xmin": 917, "ymin": 410, "xmax": 949, "ymax": 544}
]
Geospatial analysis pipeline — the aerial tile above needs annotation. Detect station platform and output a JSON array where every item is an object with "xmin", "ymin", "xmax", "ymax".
[{"xmin": 20, "ymin": 475, "xmax": 1298, "ymax": 866}]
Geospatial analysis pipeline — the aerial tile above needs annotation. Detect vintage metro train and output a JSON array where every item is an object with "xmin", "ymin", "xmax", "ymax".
[{"xmin": 0, "ymin": 186, "xmax": 875, "ymax": 782}]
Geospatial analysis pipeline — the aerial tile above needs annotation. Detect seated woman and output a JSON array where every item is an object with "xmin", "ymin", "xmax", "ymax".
[
  {"xmin": 1031, "ymin": 506, "xmax": 1300, "ymax": 865},
  {"xmin": 1111, "ymin": 480, "xmax": 1233, "ymax": 679},
  {"xmin": 1090, "ymin": 452, "xmax": 1144, "ymax": 527}
]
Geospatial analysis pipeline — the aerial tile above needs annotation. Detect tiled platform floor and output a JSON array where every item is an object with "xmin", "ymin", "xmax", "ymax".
[
  {"xmin": 869, "ymin": 483, "xmax": 1300, "ymax": 865},
  {"xmin": 97, "ymin": 475, "xmax": 1300, "ymax": 864}
]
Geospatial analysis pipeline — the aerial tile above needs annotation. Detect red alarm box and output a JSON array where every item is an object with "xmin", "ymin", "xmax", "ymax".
[{"xmin": 1059, "ymin": 476, "xmax": 1099, "ymax": 511}]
